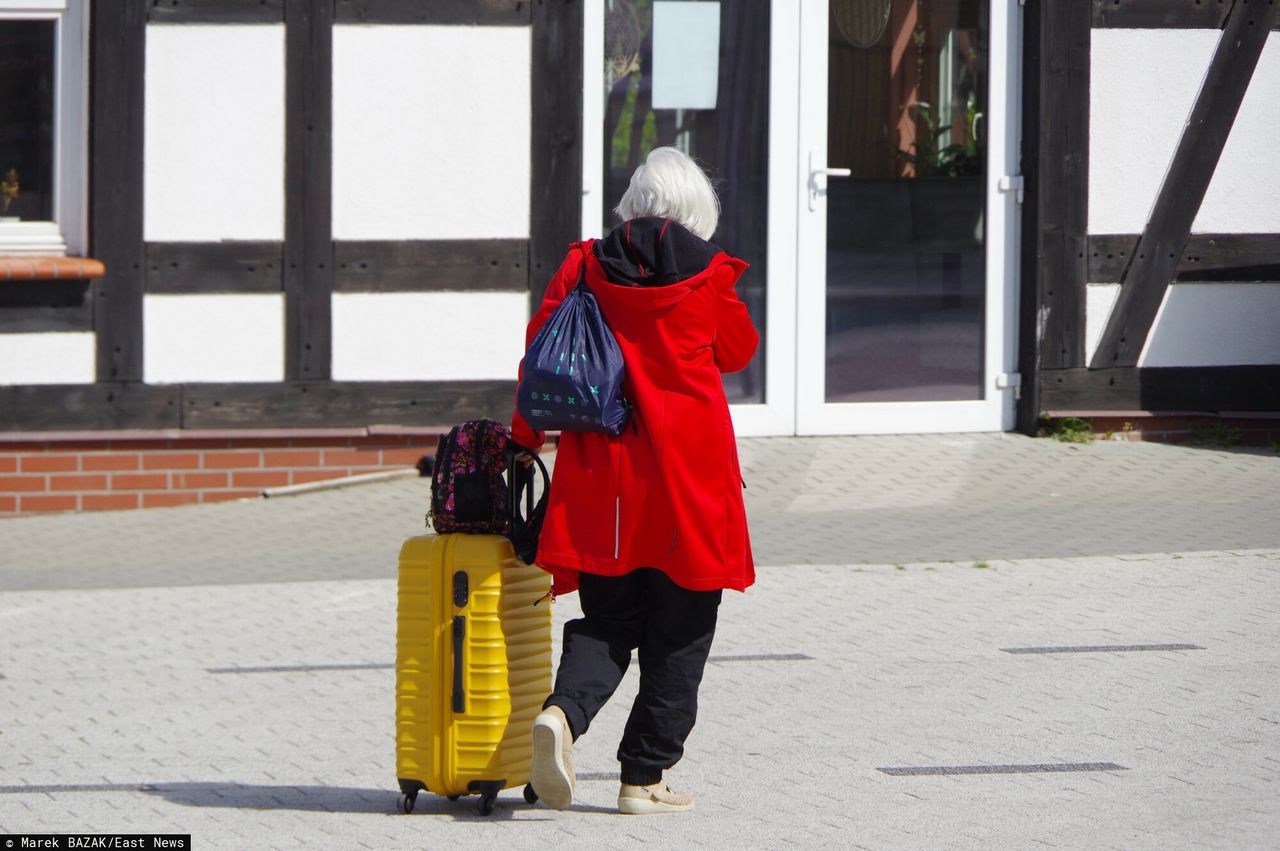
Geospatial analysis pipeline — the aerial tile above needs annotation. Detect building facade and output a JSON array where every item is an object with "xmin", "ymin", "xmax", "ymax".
[{"xmin": 1, "ymin": 0, "xmax": 1277, "ymax": 513}]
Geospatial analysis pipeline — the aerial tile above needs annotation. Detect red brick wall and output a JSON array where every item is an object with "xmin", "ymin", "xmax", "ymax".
[{"xmin": 0, "ymin": 432, "xmax": 439, "ymax": 515}]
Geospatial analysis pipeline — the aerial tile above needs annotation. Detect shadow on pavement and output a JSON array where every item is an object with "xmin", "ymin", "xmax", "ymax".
[{"xmin": 0, "ymin": 782, "xmax": 558, "ymax": 820}]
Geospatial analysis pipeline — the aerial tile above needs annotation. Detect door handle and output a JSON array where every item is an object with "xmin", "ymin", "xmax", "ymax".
[{"xmin": 808, "ymin": 149, "xmax": 851, "ymax": 211}]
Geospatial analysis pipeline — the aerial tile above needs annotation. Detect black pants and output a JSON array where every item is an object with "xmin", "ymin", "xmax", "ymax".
[{"xmin": 545, "ymin": 568, "xmax": 722, "ymax": 787}]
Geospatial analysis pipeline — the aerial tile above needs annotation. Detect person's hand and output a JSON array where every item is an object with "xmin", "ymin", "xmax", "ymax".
[{"xmin": 513, "ymin": 447, "xmax": 538, "ymax": 468}]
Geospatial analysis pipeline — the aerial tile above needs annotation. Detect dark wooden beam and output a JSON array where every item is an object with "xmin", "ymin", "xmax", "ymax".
[
  {"xmin": 0, "ymin": 380, "xmax": 516, "ymax": 432},
  {"xmin": 284, "ymin": 1, "xmax": 334, "ymax": 380},
  {"xmin": 1029, "ymin": 0, "xmax": 1091, "ymax": 378},
  {"xmin": 334, "ymin": 0, "xmax": 531, "ymax": 25},
  {"xmin": 1041, "ymin": 366, "xmax": 1280, "ymax": 412},
  {"xmin": 181, "ymin": 381, "xmax": 517, "ymax": 429},
  {"xmin": 1091, "ymin": 0, "xmax": 1280, "ymax": 368},
  {"xmin": 1089, "ymin": 234, "xmax": 1280, "ymax": 283},
  {"xmin": 90, "ymin": 0, "xmax": 146, "ymax": 382},
  {"xmin": 1093, "ymin": 0, "xmax": 1280, "ymax": 29},
  {"xmin": 334, "ymin": 240, "xmax": 528, "ymax": 292},
  {"xmin": 0, "ymin": 306, "xmax": 94, "ymax": 334},
  {"xmin": 145, "ymin": 242, "xmax": 284, "ymax": 293},
  {"xmin": 1087, "ymin": 234, "xmax": 1139, "ymax": 284},
  {"xmin": 529, "ymin": 0, "xmax": 584, "ymax": 307},
  {"xmin": 1177, "ymin": 233, "xmax": 1280, "ymax": 282},
  {"xmin": 147, "ymin": 0, "xmax": 285, "ymax": 24},
  {"xmin": 1092, "ymin": 0, "xmax": 1231, "ymax": 29},
  {"xmin": 0, "ymin": 383, "xmax": 181, "ymax": 431},
  {"xmin": 1016, "ymin": 0, "xmax": 1045, "ymax": 433},
  {"xmin": 1042, "ymin": 367, "xmax": 1144, "ymax": 411},
  {"xmin": 0, "ymin": 281, "xmax": 93, "ymax": 333}
]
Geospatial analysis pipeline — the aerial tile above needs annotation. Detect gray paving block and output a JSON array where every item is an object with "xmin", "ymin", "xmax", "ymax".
[{"xmin": 2, "ymin": 435, "xmax": 1279, "ymax": 847}]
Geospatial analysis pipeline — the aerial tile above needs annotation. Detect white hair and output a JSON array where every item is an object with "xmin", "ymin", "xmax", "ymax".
[{"xmin": 614, "ymin": 147, "xmax": 720, "ymax": 240}]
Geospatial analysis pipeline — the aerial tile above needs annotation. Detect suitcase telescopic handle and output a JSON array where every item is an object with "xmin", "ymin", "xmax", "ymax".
[{"xmin": 451, "ymin": 616, "xmax": 466, "ymax": 714}]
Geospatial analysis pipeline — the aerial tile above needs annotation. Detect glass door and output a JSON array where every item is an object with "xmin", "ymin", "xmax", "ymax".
[{"xmin": 795, "ymin": 0, "xmax": 1021, "ymax": 434}]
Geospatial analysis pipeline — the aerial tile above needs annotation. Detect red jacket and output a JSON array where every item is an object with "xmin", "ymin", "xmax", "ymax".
[{"xmin": 512, "ymin": 236, "xmax": 758, "ymax": 595}]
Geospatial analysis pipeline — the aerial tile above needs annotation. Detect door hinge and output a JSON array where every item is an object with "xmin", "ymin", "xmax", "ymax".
[
  {"xmin": 996, "ymin": 372, "xmax": 1022, "ymax": 400},
  {"xmin": 998, "ymin": 175, "xmax": 1025, "ymax": 205}
]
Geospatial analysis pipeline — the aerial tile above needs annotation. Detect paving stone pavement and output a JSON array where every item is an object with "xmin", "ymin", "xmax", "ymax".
[
  {"xmin": 1, "ymin": 434, "xmax": 1278, "ymax": 849},
  {"xmin": 2, "ymin": 434, "xmax": 1278, "ymax": 592}
]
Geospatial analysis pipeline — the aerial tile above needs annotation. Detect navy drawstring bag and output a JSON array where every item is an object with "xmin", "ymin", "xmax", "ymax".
[{"xmin": 517, "ymin": 265, "xmax": 631, "ymax": 436}]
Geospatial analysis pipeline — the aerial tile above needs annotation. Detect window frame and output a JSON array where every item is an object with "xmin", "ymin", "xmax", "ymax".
[{"xmin": 0, "ymin": 0, "xmax": 89, "ymax": 257}]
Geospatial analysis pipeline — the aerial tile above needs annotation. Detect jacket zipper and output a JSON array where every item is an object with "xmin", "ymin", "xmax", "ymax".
[{"xmin": 613, "ymin": 433, "xmax": 623, "ymax": 560}]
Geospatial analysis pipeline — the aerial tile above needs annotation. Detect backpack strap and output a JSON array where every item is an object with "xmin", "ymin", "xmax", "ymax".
[{"xmin": 425, "ymin": 429, "xmax": 452, "ymax": 530}]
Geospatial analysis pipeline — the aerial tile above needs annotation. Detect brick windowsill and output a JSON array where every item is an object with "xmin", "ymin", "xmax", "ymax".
[{"xmin": 0, "ymin": 256, "xmax": 106, "ymax": 281}]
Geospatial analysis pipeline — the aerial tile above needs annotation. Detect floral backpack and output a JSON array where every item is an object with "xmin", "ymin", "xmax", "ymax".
[{"xmin": 427, "ymin": 419, "xmax": 512, "ymax": 535}]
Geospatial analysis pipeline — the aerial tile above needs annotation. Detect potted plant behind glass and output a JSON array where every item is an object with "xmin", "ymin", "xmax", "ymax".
[
  {"xmin": 0, "ymin": 169, "xmax": 19, "ymax": 222},
  {"xmin": 896, "ymin": 99, "xmax": 984, "ymax": 248}
]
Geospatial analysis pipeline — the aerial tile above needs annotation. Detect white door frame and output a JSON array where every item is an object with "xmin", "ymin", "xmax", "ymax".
[
  {"xmin": 793, "ymin": 0, "xmax": 1023, "ymax": 435},
  {"xmin": 727, "ymin": 0, "xmax": 801, "ymax": 437}
]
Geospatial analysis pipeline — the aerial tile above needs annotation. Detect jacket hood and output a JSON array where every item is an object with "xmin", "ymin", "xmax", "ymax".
[
  {"xmin": 584, "ymin": 218, "xmax": 747, "ymax": 312},
  {"xmin": 593, "ymin": 217, "xmax": 722, "ymax": 287}
]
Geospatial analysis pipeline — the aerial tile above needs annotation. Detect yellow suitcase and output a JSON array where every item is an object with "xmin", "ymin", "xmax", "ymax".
[{"xmin": 395, "ymin": 532, "xmax": 553, "ymax": 815}]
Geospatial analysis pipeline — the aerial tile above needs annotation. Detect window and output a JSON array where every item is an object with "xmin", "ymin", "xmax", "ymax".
[
  {"xmin": 597, "ymin": 0, "xmax": 771, "ymax": 404},
  {"xmin": 0, "ymin": 0, "xmax": 87, "ymax": 256}
]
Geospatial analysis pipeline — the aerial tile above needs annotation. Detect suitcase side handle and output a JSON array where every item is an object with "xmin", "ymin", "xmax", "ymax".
[{"xmin": 451, "ymin": 615, "xmax": 466, "ymax": 714}]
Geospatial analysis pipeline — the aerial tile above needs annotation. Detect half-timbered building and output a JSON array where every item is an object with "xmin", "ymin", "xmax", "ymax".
[{"xmin": 1, "ymin": 0, "xmax": 1276, "ymax": 513}]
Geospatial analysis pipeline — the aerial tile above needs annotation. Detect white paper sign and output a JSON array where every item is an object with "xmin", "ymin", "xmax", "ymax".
[{"xmin": 651, "ymin": 2, "xmax": 720, "ymax": 110}]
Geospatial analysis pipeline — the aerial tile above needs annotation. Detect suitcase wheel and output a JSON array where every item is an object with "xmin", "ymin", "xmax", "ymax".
[
  {"xmin": 397, "ymin": 792, "xmax": 416, "ymax": 814},
  {"xmin": 477, "ymin": 791, "xmax": 497, "ymax": 816},
  {"xmin": 447, "ymin": 795, "xmax": 460, "ymax": 802},
  {"xmin": 523, "ymin": 784, "xmax": 539, "ymax": 805}
]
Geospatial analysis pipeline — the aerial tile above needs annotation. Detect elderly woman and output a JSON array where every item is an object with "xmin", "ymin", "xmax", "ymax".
[{"xmin": 512, "ymin": 146, "xmax": 757, "ymax": 815}]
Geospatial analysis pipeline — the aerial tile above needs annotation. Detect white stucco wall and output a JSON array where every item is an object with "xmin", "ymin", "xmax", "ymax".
[
  {"xmin": 1141, "ymin": 284, "xmax": 1280, "ymax": 366},
  {"xmin": 0, "ymin": 333, "xmax": 95, "ymax": 385},
  {"xmin": 332, "ymin": 292, "xmax": 527, "ymax": 381},
  {"xmin": 1084, "ymin": 283, "xmax": 1122, "ymax": 365},
  {"xmin": 1089, "ymin": 29, "xmax": 1219, "ymax": 235},
  {"xmin": 1091, "ymin": 30, "xmax": 1280, "ymax": 235},
  {"xmin": 331, "ymin": 25, "xmax": 532, "ymax": 240},
  {"xmin": 1086, "ymin": 283, "xmax": 1280, "ymax": 367},
  {"xmin": 143, "ymin": 294, "xmax": 284, "ymax": 383},
  {"xmin": 1194, "ymin": 33, "xmax": 1280, "ymax": 233},
  {"xmin": 144, "ymin": 25, "xmax": 286, "ymax": 241}
]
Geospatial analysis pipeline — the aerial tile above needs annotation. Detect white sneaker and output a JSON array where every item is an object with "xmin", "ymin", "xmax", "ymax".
[
  {"xmin": 617, "ymin": 781, "xmax": 693, "ymax": 814},
  {"xmin": 530, "ymin": 706, "xmax": 574, "ymax": 809}
]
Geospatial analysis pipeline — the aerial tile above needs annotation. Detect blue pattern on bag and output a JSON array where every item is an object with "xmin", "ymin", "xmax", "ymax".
[{"xmin": 518, "ymin": 266, "xmax": 630, "ymax": 435}]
